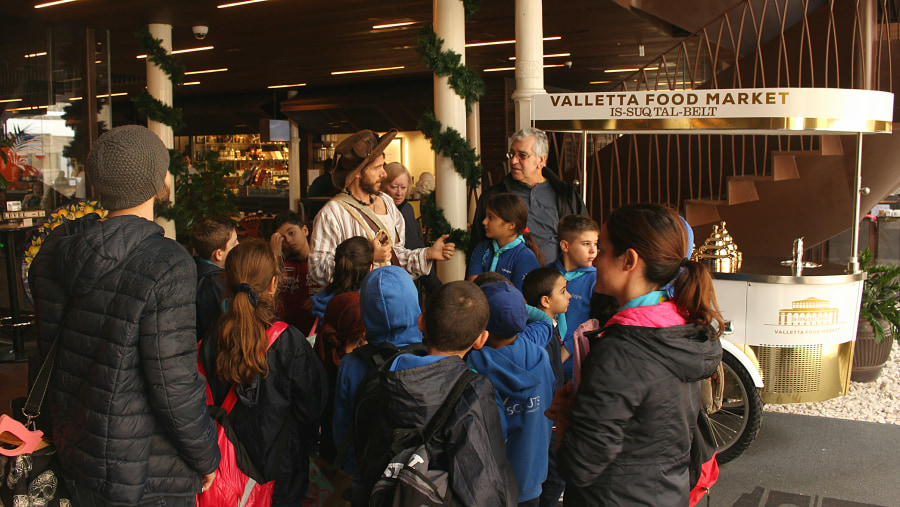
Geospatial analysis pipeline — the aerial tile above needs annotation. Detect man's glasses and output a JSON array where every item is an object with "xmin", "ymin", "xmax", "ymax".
[{"xmin": 506, "ymin": 151, "xmax": 531, "ymax": 161}]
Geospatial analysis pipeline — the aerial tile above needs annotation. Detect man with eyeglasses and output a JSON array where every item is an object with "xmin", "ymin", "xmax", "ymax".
[{"xmin": 470, "ymin": 127, "xmax": 587, "ymax": 265}]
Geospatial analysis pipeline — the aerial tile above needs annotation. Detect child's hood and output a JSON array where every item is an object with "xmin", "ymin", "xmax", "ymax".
[
  {"xmin": 360, "ymin": 265, "xmax": 422, "ymax": 346},
  {"xmin": 467, "ymin": 337, "xmax": 546, "ymax": 402}
]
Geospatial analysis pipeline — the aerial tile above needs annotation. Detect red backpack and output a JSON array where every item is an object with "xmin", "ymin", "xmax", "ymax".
[{"xmin": 196, "ymin": 321, "xmax": 289, "ymax": 507}]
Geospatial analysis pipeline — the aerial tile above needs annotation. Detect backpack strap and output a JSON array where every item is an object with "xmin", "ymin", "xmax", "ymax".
[{"xmin": 421, "ymin": 369, "xmax": 478, "ymax": 445}]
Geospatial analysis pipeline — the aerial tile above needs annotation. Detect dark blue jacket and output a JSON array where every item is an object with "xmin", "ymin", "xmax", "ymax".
[
  {"xmin": 468, "ymin": 338, "xmax": 555, "ymax": 502},
  {"xmin": 195, "ymin": 257, "xmax": 224, "ymax": 343},
  {"xmin": 468, "ymin": 240, "xmax": 541, "ymax": 290},
  {"xmin": 550, "ymin": 259, "xmax": 596, "ymax": 379}
]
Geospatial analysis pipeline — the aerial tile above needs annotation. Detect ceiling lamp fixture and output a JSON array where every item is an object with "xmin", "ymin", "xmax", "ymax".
[
  {"xmin": 484, "ymin": 63, "xmax": 564, "ymax": 72},
  {"xmin": 136, "ymin": 46, "xmax": 214, "ymax": 58},
  {"xmin": 589, "ymin": 80, "xmax": 612, "ymax": 84},
  {"xmin": 24, "ymin": 52, "xmax": 48, "ymax": 58},
  {"xmin": 7, "ymin": 105, "xmax": 49, "ymax": 112},
  {"xmin": 373, "ymin": 21, "xmax": 417, "ymax": 29},
  {"xmin": 509, "ymin": 52, "xmax": 570, "ymax": 60},
  {"xmin": 331, "ymin": 66, "xmax": 405, "ymax": 75},
  {"xmin": 185, "ymin": 68, "xmax": 228, "ymax": 75},
  {"xmin": 466, "ymin": 36, "xmax": 561, "ymax": 48},
  {"xmin": 267, "ymin": 83, "xmax": 307, "ymax": 89},
  {"xmin": 34, "ymin": 0, "xmax": 77, "ymax": 8},
  {"xmin": 0, "ymin": 99, "xmax": 23, "ymax": 104},
  {"xmin": 217, "ymin": 0, "xmax": 267, "ymax": 8},
  {"xmin": 604, "ymin": 66, "xmax": 659, "ymax": 73},
  {"xmin": 183, "ymin": 81, "xmax": 201, "ymax": 86},
  {"xmin": 67, "ymin": 92, "xmax": 128, "ymax": 101}
]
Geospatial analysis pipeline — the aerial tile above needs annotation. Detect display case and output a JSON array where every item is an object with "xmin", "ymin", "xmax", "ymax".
[{"xmin": 192, "ymin": 134, "xmax": 290, "ymax": 198}]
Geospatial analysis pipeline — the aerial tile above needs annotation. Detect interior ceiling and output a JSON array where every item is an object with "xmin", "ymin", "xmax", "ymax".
[{"xmin": 1, "ymin": 0, "xmax": 727, "ymax": 134}]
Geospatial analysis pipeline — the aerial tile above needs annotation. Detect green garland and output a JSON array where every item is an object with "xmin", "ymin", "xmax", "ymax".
[
  {"xmin": 416, "ymin": 26, "xmax": 485, "ymax": 115},
  {"xmin": 133, "ymin": 26, "xmax": 185, "ymax": 132},
  {"xmin": 133, "ymin": 90, "xmax": 185, "ymax": 131},
  {"xmin": 418, "ymin": 111, "xmax": 481, "ymax": 189},
  {"xmin": 463, "ymin": 0, "xmax": 480, "ymax": 17},
  {"xmin": 134, "ymin": 26, "xmax": 185, "ymax": 86},
  {"xmin": 420, "ymin": 193, "xmax": 469, "ymax": 246}
]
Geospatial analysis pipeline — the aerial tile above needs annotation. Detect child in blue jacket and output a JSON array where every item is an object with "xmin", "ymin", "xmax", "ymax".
[
  {"xmin": 468, "ymin": 193, "xmax": 544, "ymax": 290},
  {"xmin": 467, "ymin": 282, "xmax": 555, "ymax": 505}
]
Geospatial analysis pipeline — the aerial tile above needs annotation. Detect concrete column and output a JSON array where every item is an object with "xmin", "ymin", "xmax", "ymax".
[
  {"xmin": 289, "ymin": 120, "xmax": 300, "ymax": 213},
  {"xmin": 466, "ymin": 101, "xmax": 481, "ymax": 224},
  {"xmin": 146, "ymin": 23, "xmax": 175, "ymax": 239},
  {"xmin": 433, "ymin": 0, "xmax": 467, "ymax": 281},
  {"xmin": 511, "ymin": 0, "xmax": 546, "ymax": 130}
]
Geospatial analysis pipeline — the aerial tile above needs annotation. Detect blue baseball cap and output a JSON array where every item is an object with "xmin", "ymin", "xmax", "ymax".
[{"xmin": 480, "ymin": 281, "xmax": 527, "ymax": 336}]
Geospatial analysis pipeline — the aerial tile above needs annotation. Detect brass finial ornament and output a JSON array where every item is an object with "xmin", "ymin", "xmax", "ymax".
[{"xmin": 692, "ymin": 221, "xmax": 743, "ymax": 273}]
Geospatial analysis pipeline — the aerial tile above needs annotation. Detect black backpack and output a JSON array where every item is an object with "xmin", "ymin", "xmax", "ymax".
[{"xmin": 367, "ymin": 369, "xmax": 477, "ymax": 507}]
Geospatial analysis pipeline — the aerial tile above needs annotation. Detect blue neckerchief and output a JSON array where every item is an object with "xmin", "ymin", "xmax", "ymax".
[
  {"xmin": 482, "ymin": 235, "xmax": 525, "ymax": 272},
  {"xmin": 200, "ymin": 258, "xmax": 221, "ymax": 269},
  {"xmin": 620, "ymin": 290, "xmax": 669, "ymax": 310},
  {"xmin": 556, "ymin": 265, "xmax": 591, "ymax": 339}
]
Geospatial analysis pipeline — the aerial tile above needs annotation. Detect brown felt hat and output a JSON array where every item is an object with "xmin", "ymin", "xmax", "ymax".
[{"xmin": 332, "ymin": 129, "xmax": 397, "ymax": 190}]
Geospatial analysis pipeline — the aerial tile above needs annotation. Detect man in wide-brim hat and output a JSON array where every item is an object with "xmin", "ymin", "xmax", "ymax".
[{"xmin": 308, "ymin": 129, "xmax": 454, "ymax": 286}]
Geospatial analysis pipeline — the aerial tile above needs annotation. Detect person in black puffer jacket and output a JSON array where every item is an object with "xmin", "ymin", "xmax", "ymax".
[
  {"xmin": 30, "ymin": 125, "xmax": 220, "ymax": 506},
  {"xmin": 550, "ymin": 204, "xmax": 723, "ymax": 506}
]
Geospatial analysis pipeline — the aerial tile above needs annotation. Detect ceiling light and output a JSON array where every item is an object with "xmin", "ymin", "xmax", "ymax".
[
  {"xmin": 7, "ymin": 105, "xmax": 49, "ymax": 112},
  {"xmin": 67, "ymin": 92, "xmax": 127, "ymax": 101},
  {"xmin": 94, "ymin": 60, "xmax": 102, "ymax": 64},
  {"xmin": 185, "ymin": 68, "xmax": 228, "ymax": 75},
  {"xmin": 217, "ymin": 0, "xmax": 267, "ymax": 7},
  {"xmin": 466, "ymin": 36, "xmax": 561, "ymax": 48},
  {"xmin": 34, "ymin": 0, "xmax": 77, "ymax": 8},
  {"xmin": 183, "ymin": 81, "xmax": 201, "ymax": 86},
  {"xmin": 0, "ymin": 99, "xmax": 23, "ymax": 103},
  {"xmin": 484, "ymin": 64, "xmax": 564, "ymax": 72},
  {"xmin": 136, "ymin": 46, "xmax": 214, "ymax": 58},
  {"xmin": 373, "ymin": 21, "xmax": 416, "ymax": 29},
  {"xmin": 24, "ymin": 52, "xmax": 47, "ymax": 58},
  {"xmin": 604, "ymin": 66, "xmax": 659, "ymax": 73},
  {"xmin": 509, "ymin": 52, "xmax": 571, "ymax": 60},
  {"xmin": 267, "ymin": 83, "xmax": 307, "ymax": 89},
  {"xmin": 331, "ymin": 66, "xmax": 404, "ymax": 75},
  {"xmin": 589, "ymin": 80, "xmax": 612, "ymax": 84}
]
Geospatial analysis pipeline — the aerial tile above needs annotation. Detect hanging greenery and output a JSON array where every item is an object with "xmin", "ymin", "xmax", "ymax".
[
  {"xmin": 418, "ymin": 111, "xmax": 481, "ymax": 189},
  {"xmin": 133, "ymin": 90, "xmax": 185, "ymax": 131},
  {"xmin": 133, "ymin": 25, "xmax": 186, "ymax": 132},
  {"xmin": 416, "ymin": 26, "xmax": 485, "ymax": 115},
  {"xmin": 134, "ymin": 26, "xmax": 185, "ymax": 86},
  {"xmin": 463, "ymin": 0, "xmax": 480, "ymax": 17},
  {"xmin": 420, "ymin": 192, "xmax": 469, "ymax": 246}
]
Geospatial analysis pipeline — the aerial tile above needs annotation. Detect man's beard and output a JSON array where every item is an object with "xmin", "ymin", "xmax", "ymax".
[
  {"xmin": 153, "ymin": 183, "xmax": 171, "ymax": 216},
  {"xmin": 359, "ymin": 177, "xmax": 381, "ymax": 196}
]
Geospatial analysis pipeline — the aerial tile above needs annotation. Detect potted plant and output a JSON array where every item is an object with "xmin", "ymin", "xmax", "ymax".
[{"xmin": 851, "ymin": 248, "xmax": 900, "ymax": 382}]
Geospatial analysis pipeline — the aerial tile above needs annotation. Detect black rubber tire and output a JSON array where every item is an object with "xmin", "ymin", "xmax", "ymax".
[{"xmin": 709, "ymin": 351, "xmax": 763, "ymax": 464}]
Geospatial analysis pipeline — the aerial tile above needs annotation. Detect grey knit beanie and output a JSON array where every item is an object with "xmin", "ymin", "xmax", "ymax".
[{"xmin": 86, "ymin": 125, "xmax": 169, "ymax": 211}]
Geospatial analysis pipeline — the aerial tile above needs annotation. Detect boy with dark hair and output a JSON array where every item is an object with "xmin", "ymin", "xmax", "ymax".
[
  {"xmin": 522, "ymin": 267, "xmax": 572, "ymax": 507},
  {"xmin": 467, "ymin": 282, "xmax": 555, "ymax": 506},
  {"xmin": 270, "ymin": 210, "xmax": 317, "ymax": 333},
  {"xmin": 551, "ymin": 214, "xmax": 599, "ymax": 381},
  {"xmin": 191, "ymin": 215, "xmax": 238, "ymax": 342},
  {"xmin": 473, "ymin": 270, "xmax": 513, "ymax": 287},
  {"xmin": 373, "ymin": 280, "xmax": 518, "ymax": 506}
]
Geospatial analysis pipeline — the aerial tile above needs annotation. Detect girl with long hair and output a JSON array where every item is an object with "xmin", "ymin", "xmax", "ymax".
[
  {"xmin": 310, "ymin": 236, "xmax": 373, "ymax": 323},
  {"xmin": 550, "ymin": 203, "xmax": 723, "ymax": 506},
  {"xmin": 467, "ymin": 192, "xmax": 544, "ymax": 290},
  {"xmin": 199, "ymin": 239, "xmax": 327, "ymax": 506}
]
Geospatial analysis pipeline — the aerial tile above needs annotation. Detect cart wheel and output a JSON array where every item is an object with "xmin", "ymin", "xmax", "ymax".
[{"xmin": 709, "ymin": 351, "xmax": 763, "ymax": 464}]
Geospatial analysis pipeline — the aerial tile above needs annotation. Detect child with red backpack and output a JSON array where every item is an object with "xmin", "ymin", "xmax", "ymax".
[{"xmin": 198, "ymin": 239, "xmax": 328, "ymax": 506}]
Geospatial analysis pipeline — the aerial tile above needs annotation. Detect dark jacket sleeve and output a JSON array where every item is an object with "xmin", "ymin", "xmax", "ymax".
[
  {"xmin": 445, "ymin": 376, "xmax": 518, "ymax": 507},
  {"xmin": 140, "ymin": 255, "xmax": 220, "ymax": 475},
  {"xmin": 556, "ymin": 339, "xmax": 645, "ymax": 488},
  {"xmin": 290, "ymin": 328, "xmax": 329, "ymax": 426}
]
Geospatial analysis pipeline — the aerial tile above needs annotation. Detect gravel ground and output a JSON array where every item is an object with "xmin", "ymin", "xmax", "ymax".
[{"xmin": 764, "ymin": 341, "xmax": 900, "ymax": 425}]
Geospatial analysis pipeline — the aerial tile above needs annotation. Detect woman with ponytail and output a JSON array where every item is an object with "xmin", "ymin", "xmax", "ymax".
[
  {"xmin": 199, "ymin": 239, "xmax": 327, "ymax": 506},
  {"xmin": 467, "ymin": 192, "xmax": 544, "ymax": 290},
  {"xmin": 550, "ymin": 204, "xmax": 723, "ymax": 506}
]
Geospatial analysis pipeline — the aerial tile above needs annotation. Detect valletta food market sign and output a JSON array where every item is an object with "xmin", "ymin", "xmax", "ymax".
[{"xmin": 532, "ymin": 88, "xmax": 893, "ymax": 134}]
